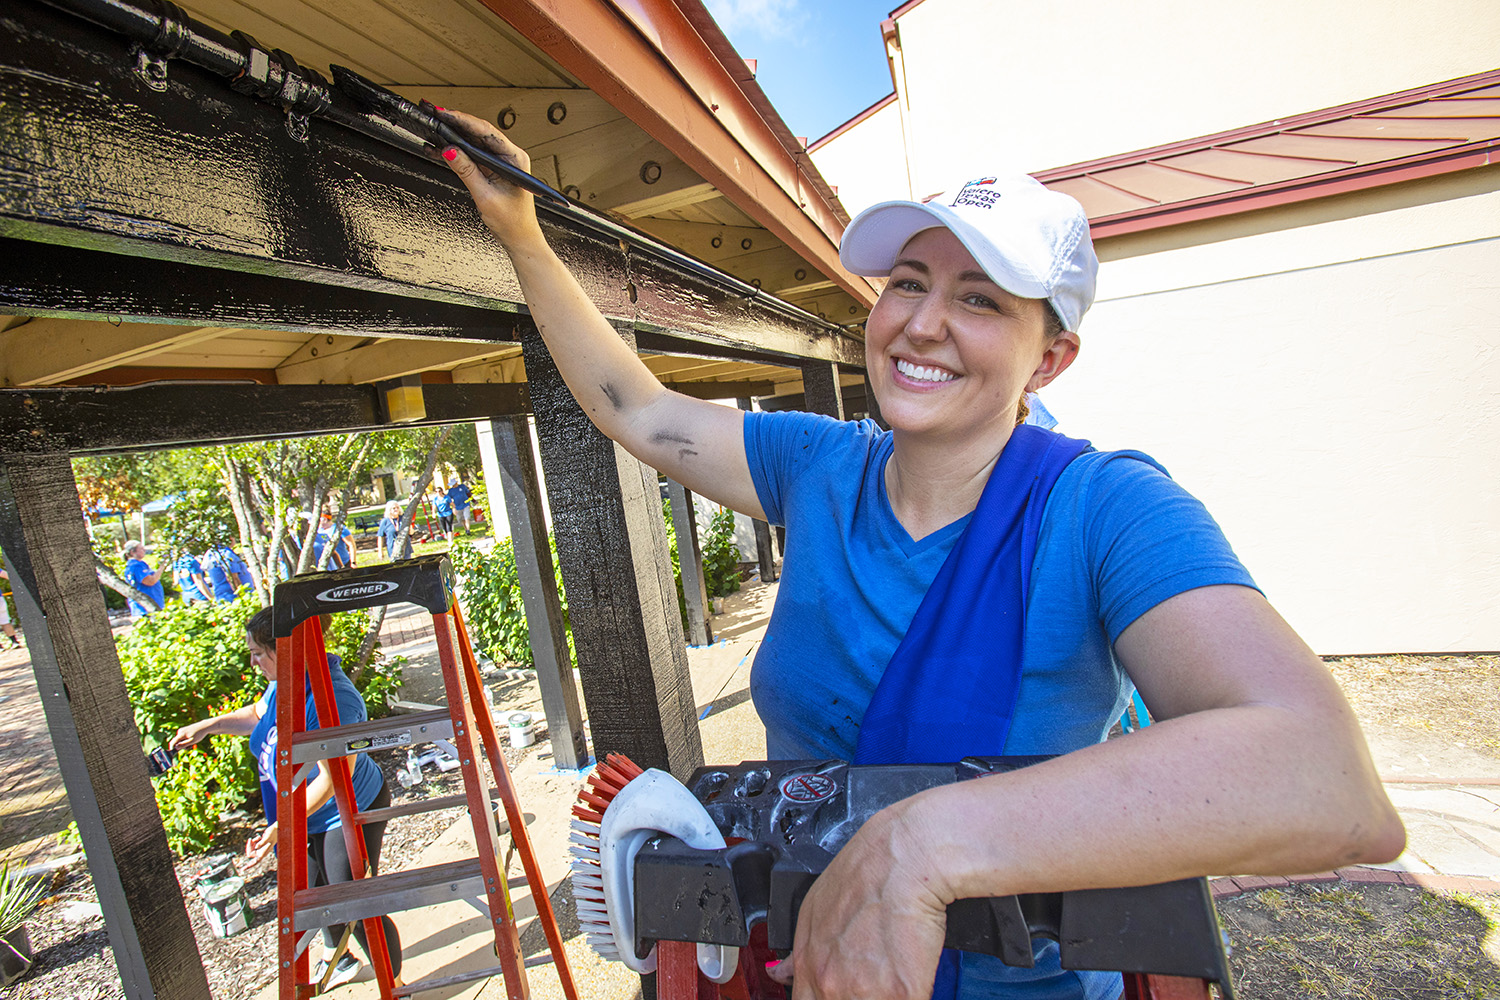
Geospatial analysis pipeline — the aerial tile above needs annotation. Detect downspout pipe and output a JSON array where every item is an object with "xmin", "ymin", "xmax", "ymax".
[{"xmin": 31, "ymin": 0, "xmax": 841, "ymax": 335}]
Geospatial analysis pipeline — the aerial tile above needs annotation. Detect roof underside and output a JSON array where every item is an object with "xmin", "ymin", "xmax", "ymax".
[{"xmin": 0, "ymin": 0, "xmax": 872, "ymax": 401}]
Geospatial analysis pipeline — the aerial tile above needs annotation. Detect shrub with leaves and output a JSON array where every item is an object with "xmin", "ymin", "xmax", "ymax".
[
  {"xmin": 116, "ymin": 595, "xmax": 393, "ymax": 855},
  {"xmin": 701, "ymin": 507, "xmax": 743, "ymax": 599},
  {"xmin": 0, "ymin": 861, "xmax": 43, "ymax": 936},
  {"xmin": 449, "ymin": 537, "xmax": 572, "ymax": 668}
]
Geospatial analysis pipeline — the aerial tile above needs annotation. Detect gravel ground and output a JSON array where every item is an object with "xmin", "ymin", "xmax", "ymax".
[{"xmin": 5, "ymin": 749, "xmax": 479, "ymax": 1000}]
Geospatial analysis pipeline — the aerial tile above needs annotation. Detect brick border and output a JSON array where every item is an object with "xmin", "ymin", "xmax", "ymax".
[{"xmin": 1211, "ymin": 867, "xmax": 1500, "ymax": 900}]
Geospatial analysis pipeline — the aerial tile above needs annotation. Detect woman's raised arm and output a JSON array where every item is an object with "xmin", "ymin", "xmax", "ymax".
[{"xmin": 439, "ymin": 110, "xmax": 765, "ymax": 520}]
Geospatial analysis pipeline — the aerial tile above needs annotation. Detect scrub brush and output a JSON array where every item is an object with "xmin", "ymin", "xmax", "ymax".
[{"xmin": 569, "ymin": 753, "xmax": 739, "ymax": 983}]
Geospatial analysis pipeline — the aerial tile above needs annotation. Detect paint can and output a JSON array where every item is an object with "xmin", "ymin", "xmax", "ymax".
[
  {"xmin": 201, "ymin": 876, "xmax": 251, "ymax": 938},
  {"xmin": 193, "ymin": 854, "xmax": 238, "ymax": 895},
  {"xmin": 507, "ymin": 712, "xmax": 534, "ymax": 749}
]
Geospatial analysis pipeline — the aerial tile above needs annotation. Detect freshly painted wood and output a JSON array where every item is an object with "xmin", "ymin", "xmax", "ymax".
[
  {"xmin": 0, "ymin": 452, "xmax": 210, "ymax": 999},
  {"xmin": 488, "ymin": 414, "xmax": 587, "ymax": 770},
  {"xmin": 521, "ymin": 324, "xmax": 703, "ymax": 778}
]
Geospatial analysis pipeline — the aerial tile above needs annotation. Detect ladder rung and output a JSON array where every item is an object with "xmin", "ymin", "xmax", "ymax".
[
  {"xmin": 289, "ymin": 708, "xmax": 455, "ymax": 764},
  {"xmin": 293, "ymin": 857, "xmax": 495, "ymax": 929},
  {"xmin": 356, "ymin": 789, "xmax": 503, "ymax": 825},
  {"xmin": 391, "ymin": 954, "xmax": 556, "ymax": 998}
]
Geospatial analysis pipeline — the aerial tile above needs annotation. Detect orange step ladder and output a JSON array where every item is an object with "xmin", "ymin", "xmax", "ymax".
[{"xmin": 272, "ymin": 554, "xmax": 578, "ymax": 1000}]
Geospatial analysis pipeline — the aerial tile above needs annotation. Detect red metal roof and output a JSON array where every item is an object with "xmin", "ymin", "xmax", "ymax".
[{"xmin": 1034, "ymin": 70, "xmax": 1500, "ymax": 239}]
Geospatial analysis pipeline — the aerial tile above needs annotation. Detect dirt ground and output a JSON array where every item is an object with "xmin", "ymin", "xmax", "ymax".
[{"xmin": 4, "ymin": 653, "xmax": 1498, "ymax": 999}]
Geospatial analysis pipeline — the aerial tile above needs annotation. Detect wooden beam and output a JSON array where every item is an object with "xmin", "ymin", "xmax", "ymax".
[
  {"xmin": 0, "ymin": 383, "xmax": 530, "ymax": 453},
  {"xmin": 389, "ymin": 86, "xmax": 624, "ymax": 155},
  {"xmin": 276, "ymin": 338, "xmax": 515, "ymax": 385},
  {"xmin": 666, "ymin": 478, "xmax": 713, "ymax": 647},
  {"xmin": 484, "ymin": 415, "xmax": 588, "ymax": 769},
  {"xmin": 0, "ymin": 318, "xmax": 235, "ymax": 386},
  {"xmin": 0, "ymin": 11, "xmax": 857, "ymax": 369},
  {"xmin": 663, "ymin": 379, "xmax": 777, "ymax": 400},
  {"xmin": 802, "ymin": 361, "xmax": 846, "ymax": 420},
  {"xmin": 0, "ymin": 452, "xmax": 210, "ymax": 1000},
  {"xmin": 522, "ymin": 323, "xmax": 703, "ymax": 777},
  {"xmin": 450, "ymin": 355, "xmax": 528, "ymax": 384},
  {"xmin": 612, "ymin": 182, "xmax": 721, "ymax": 219}
]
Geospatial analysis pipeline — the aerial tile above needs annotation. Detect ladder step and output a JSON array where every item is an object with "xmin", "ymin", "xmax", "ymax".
[
  {"xmin": 289, "ymin": 708, "xmax": 454, "ymax": 764},
  {"xmin": 392, "ymin": 954, "xmax": 556, "ymax": 997},
  {"xmin": 294, "ymin": 857, "xmax": 495, "ymax": 930}
]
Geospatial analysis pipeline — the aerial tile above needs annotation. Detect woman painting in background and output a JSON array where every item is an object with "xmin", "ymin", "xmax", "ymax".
[
  {"xmin": 436, "ymin": 110, "xmax": 1403, "ymax": 1000},
  {"xmin": 170, "ymin": 608, "xmax": 401, "ymax": 990}
]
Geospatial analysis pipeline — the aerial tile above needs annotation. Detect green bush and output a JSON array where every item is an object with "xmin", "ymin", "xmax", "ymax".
[
  {"xmin": 662, "ymin": 497, "xmax": 689, "ymax": 631},
  {"xmin": 115, "ymin": 596, "xmax": 395, "ymax": 855},
  {"xmin": 449, "ymin": 536, "xmax": 573, "ymax": 668},
  {"xmin": 702, "ymin": 507, "xmax": 743, "ymax": 599}
]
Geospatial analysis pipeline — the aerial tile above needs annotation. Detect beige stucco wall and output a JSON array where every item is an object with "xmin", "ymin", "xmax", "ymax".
[
  {"xmin": 876, "ymin": 0, "xmax": 1500, "ymax": 194},
  {"xmin": 1042, "ymin": 177, "xmax": 1500, "ymax": 653},
  {"xmin": 810, "ymin": 100, "xmax": 911, "ymax": 216}
]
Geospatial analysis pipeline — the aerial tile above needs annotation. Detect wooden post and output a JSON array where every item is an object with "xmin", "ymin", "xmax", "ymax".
[
  {"xmin": 736, "ymin": 399, "xmax": 780, "ymax": 584},
  {"xmin": 865, "ymin": 371, "xmax": 889, "ymax": 430},
  {"xmin": 484, "ymin": 415, "xmax": 588, "ymax": 771},
  {"xmin": 0, "ymin": 452, "xmax": 209, "ymax": 1000},
  {"xmin": 521, "ymin": 325, "xmax": 703, "ymax": 778},
  {"xmin": 666, "ymin": 479, "xmax": 713, "ymax": 647},
  {"xmin": 802, "ymin": 360, "xmax": 846, "ymax": 420}
]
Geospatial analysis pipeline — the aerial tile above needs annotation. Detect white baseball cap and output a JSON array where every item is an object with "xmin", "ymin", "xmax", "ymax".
[{"xmin": 840, "ymin": 174, "xmax": 1098, "ymax": 332}]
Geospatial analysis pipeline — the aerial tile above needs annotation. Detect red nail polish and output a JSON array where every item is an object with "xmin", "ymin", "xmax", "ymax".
[
  {"xmin": 435, "ymin": 106, "xmax": 446, "ymax": 112},
  {"xmin": 442, "ymin": 148, "xmax": 458, "ymax": 162},
  {"xmin": 764, "ymin": 959, "xmax": 780, "ymax": 970}
]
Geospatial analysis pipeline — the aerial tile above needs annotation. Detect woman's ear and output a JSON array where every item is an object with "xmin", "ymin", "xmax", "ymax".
[{"xmin": 1027, "ymin": 332, "xmax": 1080, "ymax": 393}]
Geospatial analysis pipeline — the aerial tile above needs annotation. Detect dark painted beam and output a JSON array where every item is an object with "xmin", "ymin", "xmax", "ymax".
[
  {"xmin": 0, "ymin": 238, "xmax": 523, "ymax": 340},
  {"xmin": 486, "ymin": 415, "xmax": 587, "ymax": 770},
  {"xmin": 0, "ymin": 2, "xmax": 862, "ymax": 369},
  {"xmin": 0, "ymin": 383, "xmax": 529, "ymax": 454},
  {"xmin": 522, "ymin": 326, "xmax": 703, "ymax": 779},
  {"xmin": 666, "ymin": 479, "xmax": 713, "ymax": 648},
  {"xmin": 0, "ymin": 452, "xmax": 209, "ymax": 999},
  {"xmin": 802, "ymin": 361, "xmax": 846, "ymax": 420}
]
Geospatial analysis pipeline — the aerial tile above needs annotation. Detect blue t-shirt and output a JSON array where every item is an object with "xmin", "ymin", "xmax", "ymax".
[
  {"xmin": 744, "ymin": 411, "xmax": 1257, "ymax": 1000},
  {"xmin": 377, "ymin": 516, "xmax": 411, "ymax": 561},
  {"xmin": 174, "ymin": 554, "xmax": 209, "ymax": 601},
  {"xmin": 446, "ymin": 483, "xmax": 472, "ymax": 510},
  {"xmin": 248, "ymin": 655, "xmax": 384, "ymax": 835},
  {"xmin": 432, "ymin": 493, "xmax": 453, "ymax": 517},
  {"xmin": 124, "ymin": 556, "xmax": 165, "ymax": 616},
  {"xmin": 203, "ymin": 546, "xmax": 248, "ymax": 601}
]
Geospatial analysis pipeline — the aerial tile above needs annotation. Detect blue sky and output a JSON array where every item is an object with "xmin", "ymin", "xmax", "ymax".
[{"xmin": 704, "ymin": 0, "xmax": 897, "ymax": 143}]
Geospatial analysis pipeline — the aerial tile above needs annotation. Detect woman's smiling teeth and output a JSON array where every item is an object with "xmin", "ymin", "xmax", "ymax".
[{"xmin": 895, "ymin": 359, "xmax": 956, "ymax": 384}]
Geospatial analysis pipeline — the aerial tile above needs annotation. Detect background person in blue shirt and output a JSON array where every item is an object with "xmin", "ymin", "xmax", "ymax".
[
  {"xmin": 173, "ymin": 551, "xmax": 212, "ymax": 604},
  {"xmin": 317, "ymin": 510, "xmax": 355, "ymax": 569},
  {"xmin": 203, "ymin": 544, "xmax": 247, "ymax": 602},
  {"xmin": 122, "ymin": 540, "xmax": 165, "ymax": 618},
  {"xmin": 430, "ymin": 488, "xmax": 455, "ymax": 543},
  {"xmin": 445, "ymin": 478, "xmax": 474, "ymax": 532},
  {"xmin": 376, "ymin": 501, "xmax": 412, "ymax": 562},
  {"xmin": 441, "ymin": 113, "xmax": 1404, "ymax": 1000},
  {"xmin": 169, "ymin": 608, "xmax": 401, "ymax": 989}
]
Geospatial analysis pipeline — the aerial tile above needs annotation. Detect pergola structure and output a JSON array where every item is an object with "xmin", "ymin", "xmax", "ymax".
[{"xmin": 0, "ymin": 1, "xmax": 877, "ymax": 995}]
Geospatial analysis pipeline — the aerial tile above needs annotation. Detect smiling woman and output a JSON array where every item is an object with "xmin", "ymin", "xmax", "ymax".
[{"xmin": 436, "ymin": 106, "xmax": 1404, "ymax": 1000}]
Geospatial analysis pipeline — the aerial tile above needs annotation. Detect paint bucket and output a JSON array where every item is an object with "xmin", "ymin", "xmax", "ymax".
[
  {"xmin": 507, "ymin": 712, "xmax": 534, "ymax": 749},
  {"xmin": 201, "ymin": 876, "xmax": 251, "ymax": 938},
  {"xmin": 193, "ymin": 854, "xmax": 238, "ymax": 895}
]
